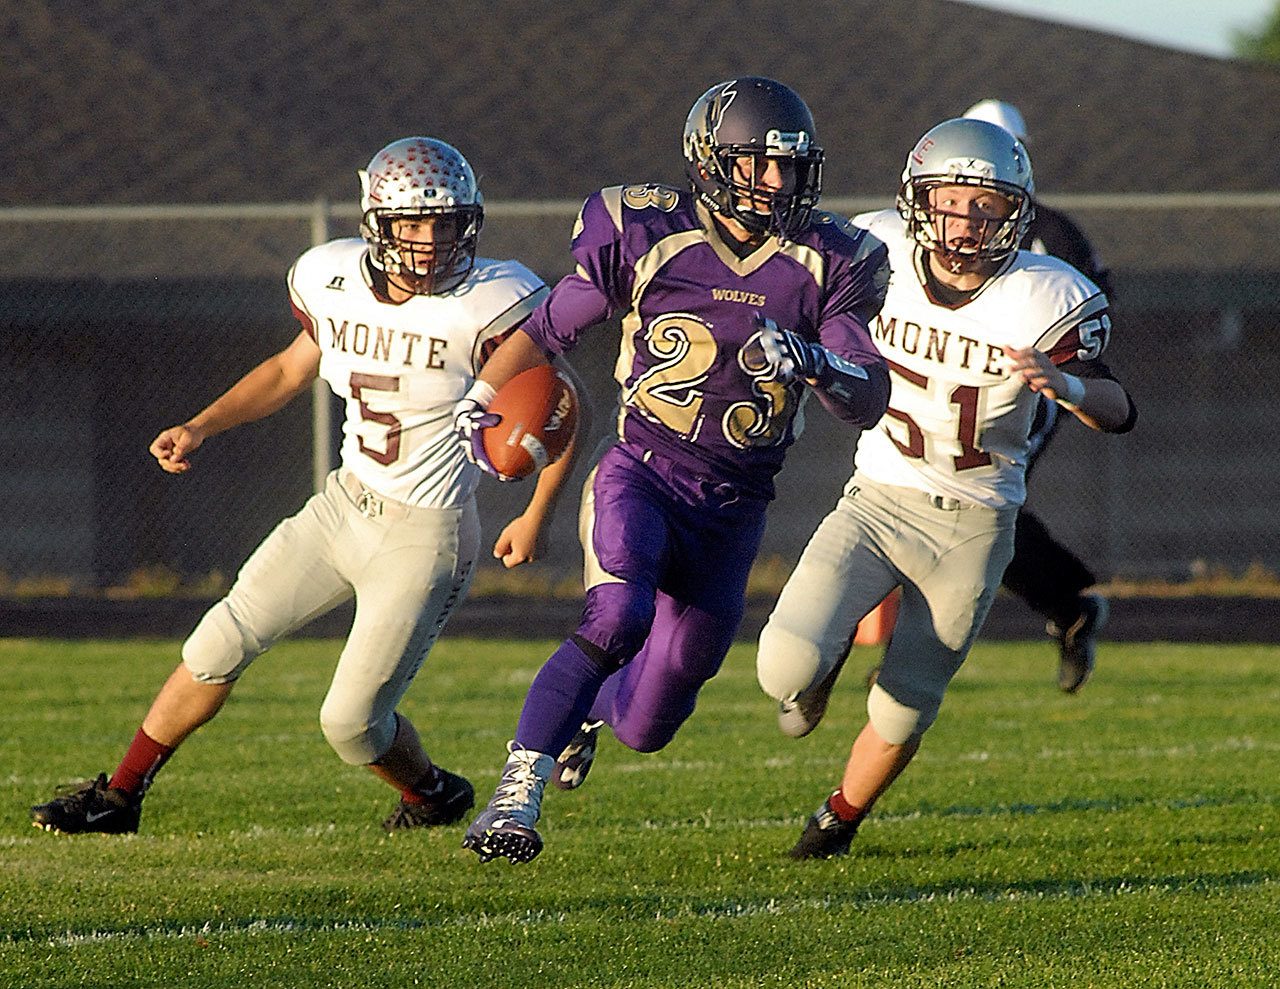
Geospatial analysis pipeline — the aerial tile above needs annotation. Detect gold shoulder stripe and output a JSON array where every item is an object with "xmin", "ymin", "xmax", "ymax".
[{"xmin": 599, "ymin": 186, "xmax": 626, "ymax": 234}]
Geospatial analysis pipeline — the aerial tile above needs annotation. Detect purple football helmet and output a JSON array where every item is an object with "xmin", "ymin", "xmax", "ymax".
[{"xmin": 682, "ymin": 77, "xmax": 823, "ymax": 240}]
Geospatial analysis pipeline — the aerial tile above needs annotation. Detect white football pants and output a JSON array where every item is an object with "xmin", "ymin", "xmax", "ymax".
[
  {"xmin": 758, "ymin": 474, "xmax": 1016, "ymax": 743},
  {"xmin": 182, "ymin": 468, "xmax": 479, "ymax": 764}
]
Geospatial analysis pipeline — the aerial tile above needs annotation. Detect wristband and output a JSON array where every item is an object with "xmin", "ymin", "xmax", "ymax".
[
  {"xmin": 1057, "ymin": 373, "xmax": 1086, "ymax": 409},
  {"xmin": 463, "ymin": 379, "xmax": 497, "ymax": 410}
]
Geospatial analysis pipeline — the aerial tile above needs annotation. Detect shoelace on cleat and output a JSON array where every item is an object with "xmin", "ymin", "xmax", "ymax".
[
  {"xmin": 491, "ymin": 745, "xmax": 548, "ymax": 822},
  {"xmin": 47, "ymin": 775, "xmax": 110, "ymax": 809}
]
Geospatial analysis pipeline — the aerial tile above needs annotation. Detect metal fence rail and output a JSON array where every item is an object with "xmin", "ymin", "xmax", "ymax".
[{"xmin": 2, "ymin": 195, "xmax": 1277, "ymax": 596}]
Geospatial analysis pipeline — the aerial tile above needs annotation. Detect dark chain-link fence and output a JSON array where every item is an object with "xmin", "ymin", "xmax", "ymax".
[{"xmin": 2, "ymin": 197, "xmax": 1278, "ymax": 602}]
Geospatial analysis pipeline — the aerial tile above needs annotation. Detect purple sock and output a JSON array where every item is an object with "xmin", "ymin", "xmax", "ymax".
[{"xmin": 515, "ymin": 638, "xmax": 611, "ymax": 755}]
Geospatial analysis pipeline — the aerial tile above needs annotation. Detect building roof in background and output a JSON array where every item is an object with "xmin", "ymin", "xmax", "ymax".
[{"xmin": 5, "ymin": 0, "xmax": 1280, "ymax": 208}]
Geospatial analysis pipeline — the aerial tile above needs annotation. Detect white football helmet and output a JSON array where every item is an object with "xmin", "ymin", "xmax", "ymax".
[
  {"xmin": 963, "ymin": 99, "xmax": 1028, "ymax": 143},
  {"xmin": 896, "ymin": 117, "xmax": 1035, "ymax": 266},
  {"xmin": 358, "ymin": 137, "xmax": 484, "ymax": 295}
]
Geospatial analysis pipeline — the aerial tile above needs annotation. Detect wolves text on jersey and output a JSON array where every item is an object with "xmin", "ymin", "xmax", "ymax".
[{"xmin": 710, "ymin": 288, "xmax": 768, "ymax": 307}]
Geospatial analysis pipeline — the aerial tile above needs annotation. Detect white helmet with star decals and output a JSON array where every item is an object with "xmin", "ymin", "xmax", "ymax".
[{"xmin": 358, "ymin": 137, "xmax": 484, "ymax": 295}]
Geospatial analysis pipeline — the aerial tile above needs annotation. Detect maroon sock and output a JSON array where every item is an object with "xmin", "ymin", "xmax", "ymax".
[
  {"xmin": 828, "ymin": 788, "xmax": 865, "ymax": 823},
  {"xmin": 400, "ymin": 765, "xmax": 442, "ymax": 805},
  {"xmin": 108, "ymin": 728, "xmax": 175, "ymax": 797}
]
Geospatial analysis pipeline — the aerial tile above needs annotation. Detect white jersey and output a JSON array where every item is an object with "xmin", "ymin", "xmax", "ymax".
[
  {"xmin": 288, "ymin": 239, "xmax": 547, "ymax": 507},
  {"xmin": 852, "ymin": 210, "xmax": 1111, "ymax": 508}
]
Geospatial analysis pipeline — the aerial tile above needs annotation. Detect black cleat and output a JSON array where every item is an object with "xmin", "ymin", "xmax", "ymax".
[
  {"xmin": 553, "ymin": 720, "xmax": 605, "ymax": 791},
  {"xmin": 31, "ymin": 773, "xmax": 142, "ymax": 835},
  {"xmin": 382, "ymin": 767, "xmax": 475, "ymax": 831},
  {"xmin": 1048, "ymin": 593, "xmax": 1109, "ymax": 694},
  {"xmin": 788, "ymin": 797, "xmax": 861, "ymax": 860}
]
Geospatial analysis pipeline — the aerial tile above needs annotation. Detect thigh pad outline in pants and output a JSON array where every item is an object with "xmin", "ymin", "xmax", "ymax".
[
  {"xmin": 575, "ymin": 449, "xmax": 674, "ymax": 663},
  {"xmin": 605, "ymin": 593, "xmax": 740, "ymax": 753},
  {"xmin": 320, "ymin": 499, "xmax": 480, "ymax": 765},
  {"xmin": 756, "ymin": 487, "xmax": 900, "ymax": 703},
  {"xmin": 873, "ymin": 498, "xmax": 1016, "ymax": 742},
  {"xmin": 183, "ymin": 481, "xmax": 352, "ymax": 684}
]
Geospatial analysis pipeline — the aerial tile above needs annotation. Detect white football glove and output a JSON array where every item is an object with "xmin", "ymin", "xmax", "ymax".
[{"xmin": 452, "ymin": 381, "xmax": 513, "ymax": 480}]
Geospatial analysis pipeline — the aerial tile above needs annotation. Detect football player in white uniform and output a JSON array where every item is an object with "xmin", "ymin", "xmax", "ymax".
[
  {"xmin": 963, "ymin": 98, "xmax": 1117, "ymax": 692},
  {"xmin": 31, "ymin": 137, "xmax": 579, "ymax": 836},
  {"xmin": 756, "ymin": 118, "xmax": 1137, "ymax": 858}
]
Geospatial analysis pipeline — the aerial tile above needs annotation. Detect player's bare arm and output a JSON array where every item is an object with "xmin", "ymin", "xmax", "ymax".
[
  {"xmin": 492, "ymin": 360, "xmax": 592, "ymax": 568},
  {"xmin": 1003, "ymin": 345, "xmax": 1131, "ymax": 432},
  {"xmin": 477, "ymin": 329, "xmax": 551, "ymax": 390},
  {"xmin": 150, "ymin": 330, "xmax": 321, "ymax": 473}
]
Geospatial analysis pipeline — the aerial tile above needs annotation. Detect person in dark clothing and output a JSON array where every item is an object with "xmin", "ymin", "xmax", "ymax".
[{"xmin": 963, "ymin": 99, "xmax": 1113, "ymax": 692}]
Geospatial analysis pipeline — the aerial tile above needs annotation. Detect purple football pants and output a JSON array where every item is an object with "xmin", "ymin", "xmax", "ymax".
[{"xmin": 515, "ymin": 443, "xmax": 767, "ymax": 755}]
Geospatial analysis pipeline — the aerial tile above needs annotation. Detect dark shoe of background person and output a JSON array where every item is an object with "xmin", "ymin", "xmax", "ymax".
[{"xmin": 1048, "ymin": 593, "xmax": 1109, "ymax": 694}]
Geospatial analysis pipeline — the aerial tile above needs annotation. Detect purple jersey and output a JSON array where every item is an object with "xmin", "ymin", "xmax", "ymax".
[{"xmin": 522, "ymin": 184, "xmax": 889, "ymax": 498}]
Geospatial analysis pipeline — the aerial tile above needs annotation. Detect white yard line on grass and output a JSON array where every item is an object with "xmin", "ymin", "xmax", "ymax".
[{"xmin": 28, "ymin": 872, "xmax": 1278, "ymax": 947}]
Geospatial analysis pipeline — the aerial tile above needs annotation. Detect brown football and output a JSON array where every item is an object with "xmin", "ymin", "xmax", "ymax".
[{"xmin": 482, "ymin": 364, "xmax": 579, "ymax": 479}]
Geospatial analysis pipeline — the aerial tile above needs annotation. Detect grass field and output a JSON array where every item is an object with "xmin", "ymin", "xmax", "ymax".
[{"xmin": 1, "ymin": 636, "xmax": 1277, "ymax": 988}]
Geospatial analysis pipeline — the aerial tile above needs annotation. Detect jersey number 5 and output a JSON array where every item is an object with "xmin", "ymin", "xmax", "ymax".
[{"xmin": 349, "ymin": 373, "xmax": 402, "ymax": 466}]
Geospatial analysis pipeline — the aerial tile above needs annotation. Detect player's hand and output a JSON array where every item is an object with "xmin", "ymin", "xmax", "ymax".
[
  {"xmin": 1003, "ymin": 346, "xmax": 1070, "ymax": 401},
  {"xmin": 492, "ymin": 513, "xmax": 547, "ymax": 569},
  {"xmin": 453, "ymin": 399, "xmax": 507, "ymax": 478},
  {"xmin": 452, "ymin": 383, "xmax": 517, "ymax": 482},
  {"xmin": 753, "ymin": 314, "xmax": 824, "ymax": 383},
  {"xmin": 150, "ymin": 424, "xmax": 206, "ymax": 474}
]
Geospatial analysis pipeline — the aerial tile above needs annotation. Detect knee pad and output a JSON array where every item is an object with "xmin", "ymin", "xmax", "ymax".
[
  {"xmin": 576, "ymin": 583, "xmax": 655, "ymax": 667},
  {"xmin": 867, "ymin": 683, "xmax": 936, "ymax": 745},
  {"xmin": 181, "ymin": 600, "xmax": 264, "ymax": 684},
  {"xmin": 756, "ymin": 621, "xmax": 823, "ymax": 702},
  {"xmin": 319, "ymin": 697, "xmax": 396, "ymax": 766}
]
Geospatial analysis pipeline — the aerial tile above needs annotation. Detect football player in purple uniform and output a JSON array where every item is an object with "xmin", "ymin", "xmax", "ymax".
[{"xmin": 452, "ymin": 77, "xmax": 892, "ymax": 864}]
